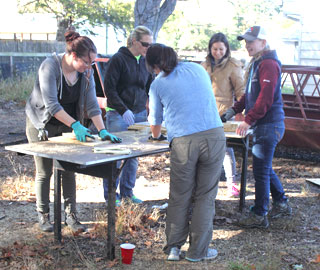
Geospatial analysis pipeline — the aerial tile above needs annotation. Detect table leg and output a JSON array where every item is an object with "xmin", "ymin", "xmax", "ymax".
[
  {"xmin": 106, "ymin": 161, "xmax": 117, "ymax": 260},
  {"xmin": 54, "ymin": 162, "xmax": 62, "ymax": 242},
  {"xmin": 239, "ymin": 136, "xmax": 249, "ymax": 212},
  {"xmin": 106, "ymin": 160, "xmax": 128, "ymax": 260}
]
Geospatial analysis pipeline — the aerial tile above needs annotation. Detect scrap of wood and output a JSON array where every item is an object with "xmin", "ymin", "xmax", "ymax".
[
  {"xmin": 223, "ymin": 122, "xmax": 240, "ymax": 132},
  {"xmin": 48, "ymin": 133, "xmax": 106, "ymax": 146},
  {"xmin": 62, "ymin": 132, "xmax": 96, "ymax": 142},
  {"xmin": 306, "ymin": 178, "xmax": 320, "ymax": 187},
  {"xmin": 130, "ymin": 122, "xmax": 240, "ymax": 133},
  {"xmin": 128, "ymin": 123, "xmax": 167, "ymax": 133}
]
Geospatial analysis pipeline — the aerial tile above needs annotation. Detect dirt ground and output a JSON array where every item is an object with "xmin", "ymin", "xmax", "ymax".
[{"xmin": 0, "ymin": 100, "xmax": 319, "ymax": 270}]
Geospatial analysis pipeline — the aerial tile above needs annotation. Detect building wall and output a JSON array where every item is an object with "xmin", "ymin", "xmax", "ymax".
[{"xmin": 300, "ymin": 31, "xmax": 320, "ymax": 66}]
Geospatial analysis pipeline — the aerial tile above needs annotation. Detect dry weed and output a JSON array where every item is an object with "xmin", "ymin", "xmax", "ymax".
[{"xmin": 0, "ymin": 155, "xmax": 35, "ymax": 201}]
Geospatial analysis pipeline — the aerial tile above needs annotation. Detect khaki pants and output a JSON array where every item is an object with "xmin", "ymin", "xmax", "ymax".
[{"xmin": 164, "ymin": 127, "xmax": 226, "ymax": 260}]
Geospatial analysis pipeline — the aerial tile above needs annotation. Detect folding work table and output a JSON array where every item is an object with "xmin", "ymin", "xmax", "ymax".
[{"xmin": 5, "ymin": 126, "xmax": 251, "ymax": 260}]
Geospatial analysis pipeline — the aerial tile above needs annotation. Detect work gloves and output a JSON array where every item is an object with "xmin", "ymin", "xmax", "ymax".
[
  {"xmin": 122, "ymin": 110, "xmax": 135, "ymax": 126},
  {"xmin": 148, "ymin": 134, "xmax": 167, "ymax": 141},
  {"xmin": 71, "ymin": 121, "xmax": 95, "ymax": 142},
  {"xmin": 220, "ymin": 108, "xmax": 236, "ymax": 123},
  {"xmin": 99, "ymin": 129, "xmax": 122, "ymax": 143},
  {"xmin": 38, "ymin": 128, "xmax": 48, "ymax": 141}
]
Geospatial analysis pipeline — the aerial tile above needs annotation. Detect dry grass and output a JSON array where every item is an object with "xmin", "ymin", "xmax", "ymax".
[
  {"xmin": 0, "ymin": 72, "xmax": 35, "ymax": 103},
  {"xmin": 1, "ymin": 151, "xmax": 320, "ymax": 269},
  {"xmin": 0, "ymin": 154, "xmax": 35, "ymax": 201}
]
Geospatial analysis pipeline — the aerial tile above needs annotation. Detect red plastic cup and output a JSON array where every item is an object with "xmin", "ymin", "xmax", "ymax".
[{"xmin": 120, "ymin": 243, "xmax": 135, "ymax": 264}]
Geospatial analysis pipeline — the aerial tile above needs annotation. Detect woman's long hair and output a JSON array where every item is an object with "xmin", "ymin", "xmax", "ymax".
[{"xmin": 206, "ymin": 32, "xmax": 231, "ymax": 64}]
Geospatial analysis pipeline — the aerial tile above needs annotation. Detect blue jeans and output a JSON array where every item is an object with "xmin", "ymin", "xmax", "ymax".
[
  {"xmin": 251, "ymin": 121, "xmax": 287, "ymax": 216},
  {"xmin": 103, "ymin": 110, "xmax": 147, "ymax": 201},
  {"xmin": 223, "ymin": 147, "xmax": 237, "ymax": 185}
]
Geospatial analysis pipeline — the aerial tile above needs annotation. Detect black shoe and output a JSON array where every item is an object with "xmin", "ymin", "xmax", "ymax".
[
  {"xmin": 38, "ymin": 212, "xmax": 53, "ymax": 232},
  {"xmin": 238, "ymin": 211, "xmax": 269, "ymax": 229},
  {"xmin": 65, "ymin": 213, "xmax": 86, "ymax": 233}
]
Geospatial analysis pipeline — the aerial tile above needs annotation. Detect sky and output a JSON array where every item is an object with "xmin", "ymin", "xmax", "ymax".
[
  {"xmin": 0, "ymin": 0, "xmax": 318, "ymax": 56},
  {"xmin": 0, "ymin": 0, "xmax": 56, "ymax": 34}
]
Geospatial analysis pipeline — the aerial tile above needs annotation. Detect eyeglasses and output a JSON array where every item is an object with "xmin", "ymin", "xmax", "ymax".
[
  {"xmin": 139, "ymin": 41, "xmax": 152, "ymax": 48},
  {"xmin": 80, "ymin": 57, "xmax": 95, "ymax": 67}
]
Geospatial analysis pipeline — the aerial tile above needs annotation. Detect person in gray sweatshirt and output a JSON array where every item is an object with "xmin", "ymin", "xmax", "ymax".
[{"xmin": 25, "ymin": 29, "xmax": 121, "ymax": 232}]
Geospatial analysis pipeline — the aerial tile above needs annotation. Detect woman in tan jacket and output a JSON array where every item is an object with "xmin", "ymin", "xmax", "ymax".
[{"xmin": 202, "ymin": 32, "xmax": 244, "ymax": 197}]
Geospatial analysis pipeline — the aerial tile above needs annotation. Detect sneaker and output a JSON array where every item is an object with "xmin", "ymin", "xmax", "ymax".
[
  {"xmin": 105, "ymin": 199, "xmax": 122, "ymax": 207},
  {"xmin": 185, "ymin": 248, "xmax": 218, "ymax": 262},
  {"xmin": 115, "ymin": 199, "xmax": 121, "ymax": 207},
  {"xmin": 228, "ymin": 184, "xmax": 240, "ymax": 197},
  {"xmin": 130, "ymin": 195, "xmax": 143, "ymax": 204},
  {"xmin": 238, "ymin": 211, "xmax": 269, "ymax": 229},
  {"xmin": 65, "ymin": 213, "xmax": 86, "ymax": 233},
  {"xmin": 269, "ymin": 201, "xmax": 292, "ymax": 219},
  {"xmin": 167, "ymin": 247, "xmax": 181, "ymax": 261},
  {"xmin": 38, "ymin": 212, "xmax": 53, "ymax": 232}
]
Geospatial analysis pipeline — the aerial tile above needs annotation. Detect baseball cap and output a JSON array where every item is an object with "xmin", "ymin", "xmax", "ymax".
[{"xmin": 237, "ymin": 26, "xmax": 267, "ymax": 41}]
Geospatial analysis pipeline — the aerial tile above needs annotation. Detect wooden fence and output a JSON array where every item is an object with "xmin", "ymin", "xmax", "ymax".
[{"xmin": 0, "ymin": 40, "xmax": 64, "ymax": 78}]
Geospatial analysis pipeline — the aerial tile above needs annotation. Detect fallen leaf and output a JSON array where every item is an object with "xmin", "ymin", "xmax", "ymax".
[
  {"xmin": 60, "ymin": 250, "xmax": 68, "ymax": 256},
  {"xmin": 36, "ymin": 234, "xmax": 45, "ymax": 239},
  {"xmin": 15, "ymin": 222, "xmax": 26, "ymax": 225},
  {"xmin": 49, "ymin": 245, "xmax": 63, "ymax": 250},
  {"xmin": 311, "ymin": 254, "xmax": 320, "ymax": 263},
  {"xmin": 107, "ymin": 259, "xmax": 118, "ymax": 267},
  {"xmin": 145, "ymin": 241, "xmax": 152, "ymax": 247}
]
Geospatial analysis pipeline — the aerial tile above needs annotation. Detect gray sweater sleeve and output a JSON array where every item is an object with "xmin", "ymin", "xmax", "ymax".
[{"xmin": 38, "ymin": 57, "xmax": 64, "ymax": 116}]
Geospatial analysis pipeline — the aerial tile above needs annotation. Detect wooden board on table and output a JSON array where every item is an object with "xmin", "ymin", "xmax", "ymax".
[
  {"xmin": 223, "ymin": 121, "xmax": 240, "ymax": 132},
  {"xmin": 48, "ymin": 133, "xmax": 108, "ymax": 146},
  {"xmin": 129, "ymin": 121, "xmax": 241, "ymax": 133},
  {"xmin": 128, "ymin": 122, "xmax": 167, "ymax": 133}
]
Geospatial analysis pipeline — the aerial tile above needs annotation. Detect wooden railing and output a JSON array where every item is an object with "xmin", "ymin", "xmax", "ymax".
[{"xmin": 281, "ymin": 65, "xmax": 320, "ymax": 121}]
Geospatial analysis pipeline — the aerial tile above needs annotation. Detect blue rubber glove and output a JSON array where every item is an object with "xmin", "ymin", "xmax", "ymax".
[
  {"xmin": 71, "ymin": 121, "xmax": 94, "ymax": 142},
  {"xmin": 122, "ymin": 110, "xmax": 135, "ymax": 126},
  {"xmin": 99, "ymin": 129, "xmax": 122, "ymax": 143}
]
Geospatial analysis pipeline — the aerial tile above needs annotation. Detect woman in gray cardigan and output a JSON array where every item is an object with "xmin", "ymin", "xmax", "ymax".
[{"xmin": 26, "ymin": 30, "xmax": 121, "ymax": 232}]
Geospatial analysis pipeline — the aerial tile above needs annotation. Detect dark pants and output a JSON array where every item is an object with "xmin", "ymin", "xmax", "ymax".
[
  {"xmin": 26, "ymin": 117, "xmax": 76, "ymax": 214},
  {"xmin": 102, "ymin": 110, "xmax": 147, "ymax": 200}
]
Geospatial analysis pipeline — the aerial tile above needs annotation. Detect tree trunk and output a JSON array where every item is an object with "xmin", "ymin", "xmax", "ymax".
[{"xmin": 134, "ymin": 0, "xmax": 177, "ymax": 41}]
